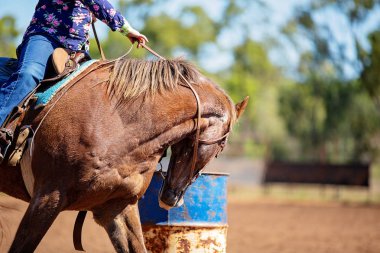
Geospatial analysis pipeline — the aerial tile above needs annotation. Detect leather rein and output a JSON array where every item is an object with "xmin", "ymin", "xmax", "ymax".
[{"xmin": 141, "ymin": 44, "xmax": 231, "ymax": 186}]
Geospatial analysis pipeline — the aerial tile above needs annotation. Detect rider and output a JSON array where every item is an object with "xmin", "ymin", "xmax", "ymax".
[{"xmin": 0, "ymin": 0, "xmax": 148, "ymax": 163}]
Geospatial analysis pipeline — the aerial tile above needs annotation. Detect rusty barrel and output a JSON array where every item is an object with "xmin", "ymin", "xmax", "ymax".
[{"xmin": 139, "ymin": 172, "xmax": 228, "ymax": 253}]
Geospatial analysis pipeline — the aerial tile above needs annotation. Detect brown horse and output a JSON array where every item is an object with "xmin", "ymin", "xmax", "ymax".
[{"xmin": 0, "ymin": 57, "xmax": 248, "ymax": 253}]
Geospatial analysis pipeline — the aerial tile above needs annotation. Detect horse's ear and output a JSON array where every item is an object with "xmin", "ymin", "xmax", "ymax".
[{"xmin": 235, "ymin": 96, "xmax": 249, "ymax": 120}]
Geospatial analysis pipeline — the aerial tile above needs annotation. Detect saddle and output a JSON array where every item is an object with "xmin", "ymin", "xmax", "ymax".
[
  {"xmin": 49, "ymin": 48, "xmax": 90, "ymax": 81},
  {"xmin": 0, "ymin": 48, "xmax": 91, "ymax": 166}
]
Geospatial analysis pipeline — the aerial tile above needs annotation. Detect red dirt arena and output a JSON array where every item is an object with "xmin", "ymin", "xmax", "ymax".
[{"xmin": 1, "ymin": 194, "xmax": 380, "ymax": 253}]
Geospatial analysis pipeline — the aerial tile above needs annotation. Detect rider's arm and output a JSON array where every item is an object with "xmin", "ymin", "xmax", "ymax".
[{"xmin": 80, "ymin": 0, "xmax": 134, "ymax": 35}]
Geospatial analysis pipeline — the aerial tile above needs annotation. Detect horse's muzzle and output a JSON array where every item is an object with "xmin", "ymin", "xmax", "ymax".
[{"xmin": 158, "ymin": 188, "xmax": 184, "ymax": 210}]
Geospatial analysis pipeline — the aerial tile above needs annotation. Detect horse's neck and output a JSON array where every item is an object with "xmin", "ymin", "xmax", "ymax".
[{"xmin": 119, "ymin": 88, "xmax": 206, "ymax": 162}]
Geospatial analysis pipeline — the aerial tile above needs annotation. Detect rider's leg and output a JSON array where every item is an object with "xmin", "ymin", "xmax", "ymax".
[
  {"xmin": 0, "ymin": 57, "xmax": 18, "ymax": 84},
  {"xmin": 0, "ymin": 58, "xmax": 17, "ymax": 151},
  {"xmin": 0, "ymin": 35, "xmax": 58, "ymax": 162}
]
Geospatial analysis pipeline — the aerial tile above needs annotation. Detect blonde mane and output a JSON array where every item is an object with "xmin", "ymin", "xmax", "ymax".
[
  {"xmin": 107, "ymin": 56, "xmax": 237, "ymax": 124},
  {"xmin": 107, "ymin": 57, "xmax": 201, "ymax": 103}
]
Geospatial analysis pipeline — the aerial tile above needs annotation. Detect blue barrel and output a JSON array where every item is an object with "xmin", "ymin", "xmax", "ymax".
[{"xmin": 139, "ymin": 172, "xmax": 228, "ymax": 253}]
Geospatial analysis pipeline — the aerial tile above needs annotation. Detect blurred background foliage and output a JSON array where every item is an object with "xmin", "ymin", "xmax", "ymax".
[{"xmin": 0, "ymin": 0, "xmax": 379, "ymax": 164}]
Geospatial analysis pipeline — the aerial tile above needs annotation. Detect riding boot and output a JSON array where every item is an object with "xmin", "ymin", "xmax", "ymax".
[{"xmin": 0, "ymin": 128, "xmax": 13, "ymax": 164}]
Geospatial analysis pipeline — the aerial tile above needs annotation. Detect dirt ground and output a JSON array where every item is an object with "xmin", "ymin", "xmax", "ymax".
[
  {"xmin": 1, "ymin": 195, "xmax": 380, "ymax": 253},
  {"xmin": 228, "ymin": 201, "xmax": 380, "ymax": 253}
]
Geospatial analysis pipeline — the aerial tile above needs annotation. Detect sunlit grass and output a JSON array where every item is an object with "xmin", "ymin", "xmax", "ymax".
[
  {"xmin": 372, "ymin": 162, "xmax": 380, "ymax": 180},
  {"xmin": 228, "ymin": 183, "xmax": 380, "ymax": 205}
]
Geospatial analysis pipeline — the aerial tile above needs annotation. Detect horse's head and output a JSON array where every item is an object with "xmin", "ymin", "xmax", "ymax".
[{"xmin": 159, "ymin": 96, "xmax": 249, "ymax": 210}]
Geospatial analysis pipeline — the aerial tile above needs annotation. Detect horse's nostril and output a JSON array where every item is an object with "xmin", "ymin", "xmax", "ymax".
[{"xmin": 159, "ymin": 188, "xmax": 178, "ymax": 207}]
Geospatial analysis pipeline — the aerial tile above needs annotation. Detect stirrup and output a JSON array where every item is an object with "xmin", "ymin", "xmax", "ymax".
[
  {"xmin": 0, "ymin": 143, "xmax": 11, "ymax": 164},
  {"xmin": 8, "ymin": 125, "xmax": 33, "ymax": 166},
  {"xmin": 0, "ymin": 128, "xmax": 13, "ymax": 164}
]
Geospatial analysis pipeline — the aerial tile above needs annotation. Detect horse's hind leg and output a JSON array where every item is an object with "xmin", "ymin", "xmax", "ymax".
[
  {"xmin": 8, "ymin": 190, "xmax": 64, "ymax": 253},
  {"xmin": 93, "ymin": 202, "xmax": 147, "ymax": 253}
]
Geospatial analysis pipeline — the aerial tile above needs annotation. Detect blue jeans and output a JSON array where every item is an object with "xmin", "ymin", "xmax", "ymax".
[{"xmin": 0, "ymin": 35, "xmax": 59, "ymax": 126}]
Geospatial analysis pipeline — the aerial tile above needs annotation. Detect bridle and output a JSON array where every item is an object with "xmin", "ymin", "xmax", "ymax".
[
  {"xmin": 93, "ymin": 24, "xmax": 233, "ymax": 186},
  {"xmin": 142, "ymin": 44, "xmax": 232, "ymax": 192}
]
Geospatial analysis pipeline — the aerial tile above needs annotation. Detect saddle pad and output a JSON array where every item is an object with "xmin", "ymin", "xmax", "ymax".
[{"xmin": 35, "ymin": 59, "xmax": 98, "ymax": 106}]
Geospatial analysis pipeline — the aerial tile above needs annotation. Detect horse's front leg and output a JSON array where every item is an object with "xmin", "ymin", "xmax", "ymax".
[
  {"xmin": 93, "ymin": 201, "xmax": 147, "ymax": 253},
  {"xmin": 8, "ymin": 189, "xmax": 64, "ymax": 253},
  {"xmin": 0, "ymin": 164, "xmax": 30, "ymax": 202}
]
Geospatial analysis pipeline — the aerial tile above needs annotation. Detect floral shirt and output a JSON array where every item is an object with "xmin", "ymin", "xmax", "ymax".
[{"xmin": 21, "ymin": 0, "xmax": 132, "ymax": 52}]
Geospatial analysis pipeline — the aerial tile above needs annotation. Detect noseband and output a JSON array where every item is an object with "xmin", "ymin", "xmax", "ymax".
[
  {"xmin": 142, "ymin": 44, "xmax": 232, "ymax": 192},
  {"xmin": 180, "ymin": 72, "xmax": 232, "ymax": 187}
]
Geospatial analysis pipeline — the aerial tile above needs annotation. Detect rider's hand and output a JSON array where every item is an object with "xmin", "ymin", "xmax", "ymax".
[{"xmin": 127, "ymin": 28, "xmax": 149, "ymax": 48}]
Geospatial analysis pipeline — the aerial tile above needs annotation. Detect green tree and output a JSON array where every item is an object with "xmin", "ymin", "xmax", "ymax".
[
  {"xmin": 0, "ymin": 15, "xmax": 19, "ymax": 57},
  {"xmin": 278, "ymin": 0, "xmax": 380, "ymax": 162},
  {"xmin": 361, "ymin": 30, "xmax": 380, "ymax": 112},
  {"xmin": 225, "ymin": 39, "xmax": 288, "ymax": 157},
  {"xmin": 282, "ymin": 0, "xmax": 380, "ymax": 78}
]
